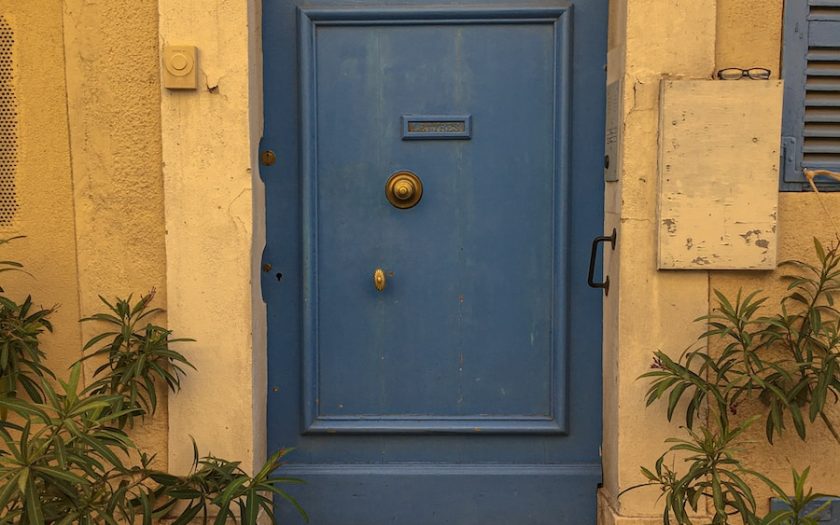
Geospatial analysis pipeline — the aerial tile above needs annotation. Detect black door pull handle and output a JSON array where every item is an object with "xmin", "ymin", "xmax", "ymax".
[{"xmin": 588, "ymin": 228, "xmax": 616, "ymax": 296}]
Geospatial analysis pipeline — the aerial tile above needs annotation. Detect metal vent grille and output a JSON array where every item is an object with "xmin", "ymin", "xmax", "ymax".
[
  {"xmin": 804, "ymin": 1, "xmax": 840, "ymax": 168},
  {"xmin": 0, "ymin": 18, "xmax": 16, "ymax": 227}
]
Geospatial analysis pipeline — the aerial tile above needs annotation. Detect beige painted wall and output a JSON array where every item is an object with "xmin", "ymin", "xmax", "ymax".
[
  {"xmin": 601, "ymin": 1, "xmax": 716, "ymax": 523},
  {"xmin": 159, "ymin": 0, "xmax": 266, "ymax": 477},
  {"xmin": 707, "ymin": 0, "xmax": 840, "ymax": 513}
]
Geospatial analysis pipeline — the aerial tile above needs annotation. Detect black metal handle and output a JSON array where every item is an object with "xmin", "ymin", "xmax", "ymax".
[{"xmin": 588, "ymin": 228, "xmax": 617, "ymax": 296}]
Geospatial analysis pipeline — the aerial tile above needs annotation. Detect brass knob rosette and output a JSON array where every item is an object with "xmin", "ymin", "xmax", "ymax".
[{"xmin": 385, "ymin": 171, "xmax": 423, "ymax": 209}]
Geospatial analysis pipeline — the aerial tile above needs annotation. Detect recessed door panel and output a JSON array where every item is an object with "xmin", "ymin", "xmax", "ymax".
[{"xmin": 304, "ymin": 15, "xmax": 566, "ymax": 433}]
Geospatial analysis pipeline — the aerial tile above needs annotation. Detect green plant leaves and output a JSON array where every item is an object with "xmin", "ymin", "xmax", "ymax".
[
  {"xmin": 761, "ymin": 468, "xmax": 833, "ymax": 525},
  {"xmin": 628, "ymin": 418, "xmax": 799, "ymax": 525},
  {"xmin": 147, "ymin": 441, "xmax": 308, "ymax": 525},
  {"xmin": 628, "ymin": 237, "xmax": 840, "ymax": 524},
  {"xmin": 79, "ymin": 293, "xmax": 196, "ymax": 429},
  {"xmin": 644, "ymin": 239, "xmax": 840, "ymax": 444},
  {"xmin": 0, "ymin": 261, "xmax": 307, "ymax": 524},
  {"xmin": 0, "ymin": 292, "xmax": 55, "ymax": 404}
]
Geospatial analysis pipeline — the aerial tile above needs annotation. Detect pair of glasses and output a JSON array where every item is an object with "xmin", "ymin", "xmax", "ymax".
[{"xmin": 717, "ymin": 67, "xmax": 771, "ymax": 80}]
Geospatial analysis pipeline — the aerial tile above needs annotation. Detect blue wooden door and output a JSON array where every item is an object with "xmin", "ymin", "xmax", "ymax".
[{"xmin": 262, "ymin": 1, "xmax": 607, "ymax": 523}]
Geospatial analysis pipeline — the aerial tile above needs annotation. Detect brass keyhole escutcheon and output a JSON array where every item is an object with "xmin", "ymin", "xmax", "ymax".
[
  {"xmin": 386, "ymin": 171, "xmax": 423, "ymax": 209},
  {"xmin": 373, "ymin": 268, "xmax": 386, "ymax": 291}
]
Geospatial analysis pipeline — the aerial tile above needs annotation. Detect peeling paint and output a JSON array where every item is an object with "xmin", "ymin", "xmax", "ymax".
[{"xmin": 739, "ymin": 229, "xmax": 763, "ymax": 243}]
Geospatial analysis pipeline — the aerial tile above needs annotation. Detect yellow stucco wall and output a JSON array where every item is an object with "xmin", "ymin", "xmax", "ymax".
[
  {"xmin": 62, "ymin": 0, "xmax": 169, "ymax": 467},
  {"xmin": 5, "ymin": 0, "xmax": 838, "ymax": 522},
  {"xmin": 707, "ymin": 0, "xmax": 840, "ymax": 514},
  {"xmin": 713, "ymin": 0, "xmax": 840, "ymax": 514},
  {"xmin": 0, "ymin": 0, "xmax": 168, "ymax": 467},
  {"xmin": 159, "ymin": 0, "xmax": 266, "ymax": 476},
  {"xmin": 602, "ymin": 1, "xmax": 715, "ymax": 522},
  {"xmin": 716, "ymin": 0, "xmax": 783, "ymax": 78}
]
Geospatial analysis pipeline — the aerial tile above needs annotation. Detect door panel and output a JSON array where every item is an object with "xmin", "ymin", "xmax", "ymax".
[
  {"xmin": 263, "ymin": 1, "xmax": 606, "ymax": 523},
  {"xmin": 304, "ymin": 9, "xmax": 567, "ymax": 433}
]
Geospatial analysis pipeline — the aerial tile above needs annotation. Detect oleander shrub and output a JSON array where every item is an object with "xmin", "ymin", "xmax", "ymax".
[
  {"xmin": 0, "ymin": 239, "xmax": 307, "ymax": 524},
  {"xmin": 624, "ymin": 239, "xmax": 840, "ymax": 524}
]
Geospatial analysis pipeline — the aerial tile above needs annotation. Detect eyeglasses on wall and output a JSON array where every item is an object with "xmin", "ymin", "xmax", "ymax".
[{"xmin": 716, "ymin": 67, "xmax": 772, "ymax": 80}]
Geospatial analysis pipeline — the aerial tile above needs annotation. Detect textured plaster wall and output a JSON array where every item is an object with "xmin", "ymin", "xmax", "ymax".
[
  {"xmin": 601, "ymin": 1, "xmax": 715, "ymax": 523},
  {"xmin": 0, "ymin": 1, "xmax": 82, "ymax": 375},
  {"xmin": 62, "ymin": 0, "xmax": 169, "ymax": 466},
  {"xmin": 159, "ymin": 0, "xmax": 266, "ymax": 476},
  {"xmin": 716, "ymin": 0, "xmax": 783, "ymax": 78},
  {"xmin": 706, "ymin": 0, "xmax": 840, "ymax": 515}
]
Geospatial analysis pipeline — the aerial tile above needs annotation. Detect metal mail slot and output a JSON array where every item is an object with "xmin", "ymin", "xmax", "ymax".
[{"xmin": 401, "ymin": 115, "xmax": 472, "ymax": 140}]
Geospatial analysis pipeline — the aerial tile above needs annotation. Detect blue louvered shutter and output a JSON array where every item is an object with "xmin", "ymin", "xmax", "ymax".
[{"xmin": 781, "ymin": 0, "xmax": 840, "ymax": 190}]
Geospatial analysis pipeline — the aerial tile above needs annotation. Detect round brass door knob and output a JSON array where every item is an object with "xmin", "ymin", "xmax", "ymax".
[{"xmin": 385, "ymin": 171, "xmax": 423, "ymax": 209}]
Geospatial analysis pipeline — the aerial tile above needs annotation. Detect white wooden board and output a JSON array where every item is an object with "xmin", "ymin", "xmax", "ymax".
[{"xmin": 658, "ymin": 80, "xmax": 783, "ymax": 270}]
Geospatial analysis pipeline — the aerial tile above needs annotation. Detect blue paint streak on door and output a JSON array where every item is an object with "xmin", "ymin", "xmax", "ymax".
[{"xmin": 262, "ymin": 1, "xmax": 607, "ymax": 523}]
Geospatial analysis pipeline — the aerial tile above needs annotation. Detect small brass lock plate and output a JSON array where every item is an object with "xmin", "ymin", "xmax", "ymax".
[
  {"xmin": 385, "ymin": 171, "xmax": 423, "ymax": 209},
  {"xmin": 373, "ymin": 268, "xmax": 386, "ymax": 291}
]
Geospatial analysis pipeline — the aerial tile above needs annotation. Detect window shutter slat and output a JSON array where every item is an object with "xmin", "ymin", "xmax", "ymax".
[
  {"xmin": 806, "ymin": 78, "xmax": 840, "ymax": 91},
  {"xmin": 806, "ymin": 93, "xmax": 840, "ymax": 106},
  {"xmin": 805, "ymin": 108, "xmax": 840, "ymax": 122},
  {"xmin": 808, "ymin": 0, "xmax": 840, "ymax": 13},
  {"xmin": 808, "ymin": 49, "xmax": 840, "ymax": 60},
  {"xmin": 804, "ymin": 123, "xmax": 840, "ymax": 138},
  {"xmin": 809, "ymin": 21, "xmax": 840, "ymax": 46}
]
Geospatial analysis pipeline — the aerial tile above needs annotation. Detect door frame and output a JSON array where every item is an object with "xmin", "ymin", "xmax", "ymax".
[{"xmin": 159, "ymin": 0, "xmax": 608, "ymax": 482}]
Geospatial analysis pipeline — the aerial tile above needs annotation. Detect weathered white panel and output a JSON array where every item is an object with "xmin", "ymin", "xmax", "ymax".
[{"xmin": 658, "ymin": 80, "xmax": 782, "ymax": 270}]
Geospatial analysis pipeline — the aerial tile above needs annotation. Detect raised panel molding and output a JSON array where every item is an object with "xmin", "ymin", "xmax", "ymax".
[{"xmin": 298, "ymin": 5, "xmax": 572, "ymax": 434}]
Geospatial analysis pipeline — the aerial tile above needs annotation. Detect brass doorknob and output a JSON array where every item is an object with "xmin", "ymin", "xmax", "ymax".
[{"xmin": 386, "ymin": 171, "xmax": 423, "ymax": 209}]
